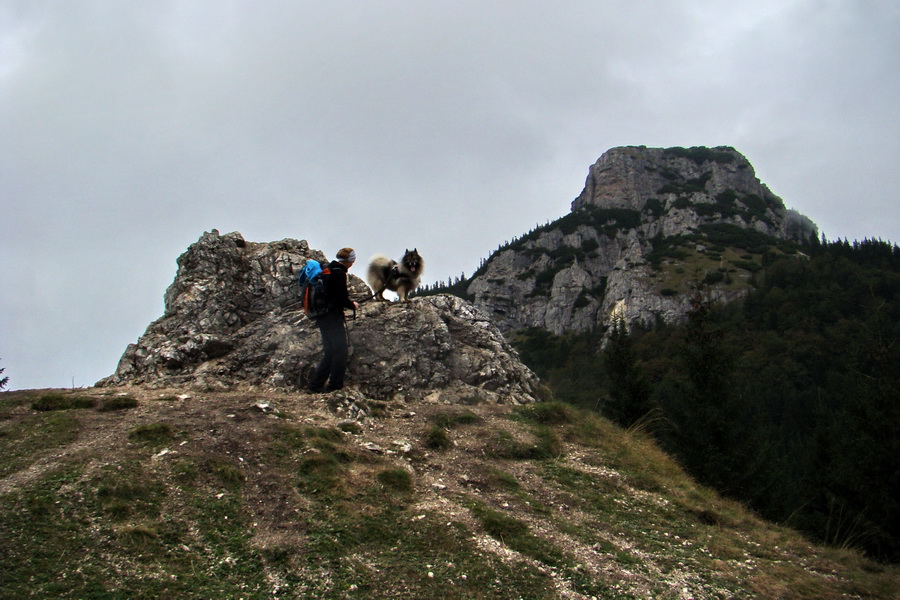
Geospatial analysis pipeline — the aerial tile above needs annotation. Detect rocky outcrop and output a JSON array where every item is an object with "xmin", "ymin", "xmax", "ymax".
[
  {"xmin": 464, "ymin": 146, "xmax": 818, "ymax": 334},
  {"xmin": 98, "ymin": 230, "xmax": 541, "ymax": 404}
]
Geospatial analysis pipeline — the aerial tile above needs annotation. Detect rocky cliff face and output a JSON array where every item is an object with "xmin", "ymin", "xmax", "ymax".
[
  {"xmin": 465, "ymin": 146, "xmax": 817, "ymax": 334},
  {"xmin": 98, "ymin": 230, "xmax": 541, "ymax": 404}
]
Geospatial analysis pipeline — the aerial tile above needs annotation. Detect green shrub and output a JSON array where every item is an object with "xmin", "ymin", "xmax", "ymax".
[
  {"xmin": 704, "ymin": 271, "xmax": 725, "ymax": 285},
  {"xmin": 662, "ymin": 146, "xmax": 736, "ymax": 165},
  {"xmin": 643, "ymin": 197, "xmax": 665, "ymax": 216},
  {"xmin": 731, "ymin": 260, "xmax": 762, "ymax": 273}
]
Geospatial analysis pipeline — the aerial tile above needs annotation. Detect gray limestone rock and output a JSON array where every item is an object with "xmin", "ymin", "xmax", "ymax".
[
  {"xmin": 466, "ymin": 146, "xmax": 818, "ymax": 335},
  {"xmin": 98, "ymin": 230, "xmax": 541, "ymax": 404}
]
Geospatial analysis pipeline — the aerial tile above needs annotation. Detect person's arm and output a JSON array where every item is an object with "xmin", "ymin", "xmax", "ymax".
[{"xmin": 331, "ymin": 266, "xmax": 355, "ymax": 310}]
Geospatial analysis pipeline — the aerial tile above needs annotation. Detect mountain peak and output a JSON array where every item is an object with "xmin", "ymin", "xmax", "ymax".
[
  {"xmin": 572, "ymin": 145, "xmax": 775, "ymax": 213},
  {"xmin": 460, "ymin": 146, "xmax": 818, "ymax": 334}
]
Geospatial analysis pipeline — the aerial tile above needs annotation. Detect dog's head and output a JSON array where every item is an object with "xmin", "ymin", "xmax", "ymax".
[{"xmin": 402, "ymin": 248, "xmax": 423, "ymax": 273}]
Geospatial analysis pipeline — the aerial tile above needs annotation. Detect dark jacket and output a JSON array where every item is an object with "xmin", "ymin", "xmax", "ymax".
[{"xmin": 325, "ymin": 261, "xmax": 355, "ymax": 314}]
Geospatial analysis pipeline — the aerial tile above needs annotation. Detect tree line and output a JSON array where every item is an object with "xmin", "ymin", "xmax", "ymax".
[{"xmin": 513, "ymin": 237, "xmax": 900, "ymax": 562}]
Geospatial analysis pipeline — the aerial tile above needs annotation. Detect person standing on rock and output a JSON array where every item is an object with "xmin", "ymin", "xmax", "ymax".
[{"xmin": 307, "ymin": 247, "xmax": 359, "ymax": 393}]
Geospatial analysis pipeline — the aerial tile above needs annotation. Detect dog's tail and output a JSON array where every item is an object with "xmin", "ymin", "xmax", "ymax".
[{"xmin": 366, "ymin": 254, "xmax": 395, "ymax": 289}]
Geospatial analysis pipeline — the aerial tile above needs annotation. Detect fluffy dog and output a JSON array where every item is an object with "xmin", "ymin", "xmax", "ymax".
[{"xmin": 367, "ymin": 249, "xmax": 425, "ymax": 302}]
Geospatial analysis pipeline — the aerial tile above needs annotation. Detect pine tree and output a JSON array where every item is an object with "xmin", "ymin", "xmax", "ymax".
[
  {"xmin": 0, "ymin": 358, "xmax": 8, "ymax": 391},
  {"xmin": 600, "ymin": 319, "xmax": 652, "ymax": 427},
  {"xmin": 664, "ymin": 296, "xmax": 775, "ymax": 500}
]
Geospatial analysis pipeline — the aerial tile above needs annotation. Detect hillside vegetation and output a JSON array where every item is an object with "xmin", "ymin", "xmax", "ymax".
[
  {"xmin": 513, "ymin": 237, "xmax": 900, "ymax": 564},
  {"xmin": 1, "ymin": 387, "xmax": 896, "ymax": 599}
]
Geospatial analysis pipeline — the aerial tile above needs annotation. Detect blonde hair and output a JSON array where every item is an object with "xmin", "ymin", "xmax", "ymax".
[{"xmin": 336, "ymin": 247, "xmax": 356, "ymax": 262}]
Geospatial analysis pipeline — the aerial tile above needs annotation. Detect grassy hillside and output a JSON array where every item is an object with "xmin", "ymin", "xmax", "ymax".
[
  {"xmin": 1, "ymin": 387, "xmax": 896, "ymax": 599},
  {"xmin": 510, "ymin": 238, "xmax": 900, "ymax": 564}
]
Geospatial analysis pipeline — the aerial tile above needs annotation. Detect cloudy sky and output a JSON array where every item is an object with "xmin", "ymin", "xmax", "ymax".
[{"xmin": 2, "ymin": 1, "xmax": 898, "ymax": 390}]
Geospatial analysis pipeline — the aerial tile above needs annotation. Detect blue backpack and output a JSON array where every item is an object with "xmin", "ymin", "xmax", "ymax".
[{"xmin": 298, "ymin": 260, "xmax": 331, "ymax": 318}]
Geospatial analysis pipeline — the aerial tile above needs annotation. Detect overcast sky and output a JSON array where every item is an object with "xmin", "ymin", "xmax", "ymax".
[{"xmin": 2, "ymin": 1, "xmax": 898, "ymax": 390}]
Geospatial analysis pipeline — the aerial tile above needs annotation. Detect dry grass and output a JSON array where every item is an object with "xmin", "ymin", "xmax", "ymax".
[{"xmin": 0, "ymin": 386, "xmax": 896, "ymax": 599}]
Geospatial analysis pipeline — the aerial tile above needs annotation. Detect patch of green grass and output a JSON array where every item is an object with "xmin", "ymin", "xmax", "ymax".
[
  {"xmin": 541, "ymin": 463, "xmax": 624, "ymax": 520},
  {"xmin": 307, "ymin": 425, "xmax": 345, "ymax": 442},
  {"xmin": 0, "ymin": 391, "xmax": 32, "ymax": 418},
  {"xmin": 376, "ymin": 467, "xmax": 413, "ymax": 493},
  {"xmin": 188, "ymin": 491, "xmax": 254, "ymax": 553},
  {"xmin": 300, "ymin": 506, "xmax": 557, "ymax": 599},
  {"xmin": 470, "ymin": 503, "xmax": 567, "ymax": 568},
  {"xmin": 97, "ymin": 395, "xmax": 138, "ymax": 412},
  {"xmin": 424, "ymin": 424, "xmax": 452, "ymax": 449},
  {"xmin": 476, "ymin": 504, "xmax": 527, "ymax": 536},
  {"xmin": 117, "ymin": 523, "xmax": 160, "ymax": 546},
  {"xmin": 486, "ymin": 467, "xmax": 521, "ymax": 491},
  {"xmin": 127, "ymin": 422, "xmax": 175, "ymax": 447},
  {"xmin": 431, "ymin": 409, "xmax": 481, "ymax": 429},
  {"xmin": 296, "ymin": 452, "xmax": 346, "ymax": 498},
  {"xmin": 3, "ymin": 391, "xmax": 898, "ymax": 599},
  {"xmin": 152, "ymin": 395, "xmax": 181, "ymax": 402},
  {"xmin": 0, "ymin": 464, "xmax": 116, "ymax": 599},
  {"xmin": 492, "ymin": 426, "xmax": 564, "ymax": 460},
  {"xmin": 423, "ymin": 410, "xmax": 481, "ymax": 450},
  {"xmin": 516, "ymin": 401, "xmax": 574, "ymax": 424},
  {"xmin": 202, "ymin": 455, "xmax": 245, "ymax": 490},
  {"xmin": 0, "ymin": 412, "xmax": 81, "ymax": 478},
  {"xmin": 266, "ymin": 421, "xmax": 307, "ymax": 460},
  {"xmin": 567, "ymin": 409, "xmax": 676, "ymax": 479},
  {"xmin": 30, "ymin": 392, "xmax": 97, "ymax": 411},
  {"xmin": 171, "ymin": 455, "xmax": 199, "ymax": 483},
  {"xmin": 94, "ymin": 462, "xmax": 167, "ymax": 521},
  {"xmin": 268, "ymin": 422, "xmax": 369, "ymax": 500}
]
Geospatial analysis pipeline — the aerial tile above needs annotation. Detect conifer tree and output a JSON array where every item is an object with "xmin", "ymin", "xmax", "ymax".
[
  {"xmin": 0, "ymin": 358, "xmax": 8, "ymax": 391},
  {"xmin": 600, "ymin": 319, "xmax": 652, "ymax": 427}
]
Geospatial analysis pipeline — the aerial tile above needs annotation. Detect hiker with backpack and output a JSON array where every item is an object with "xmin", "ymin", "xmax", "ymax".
[{"xmin": 304, "ymin": 247, "xmax": 359, "ymax": 393}]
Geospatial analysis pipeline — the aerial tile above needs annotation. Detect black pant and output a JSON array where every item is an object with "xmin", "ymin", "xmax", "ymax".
[{"xmin": 309, "ymin": 311, "xmax": 348, "ymax": 391}]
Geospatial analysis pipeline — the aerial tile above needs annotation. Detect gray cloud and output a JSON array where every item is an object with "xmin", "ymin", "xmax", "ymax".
[{"xmin": 2, "ymin": 0, "xmax": 898, "ymax": 389}]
